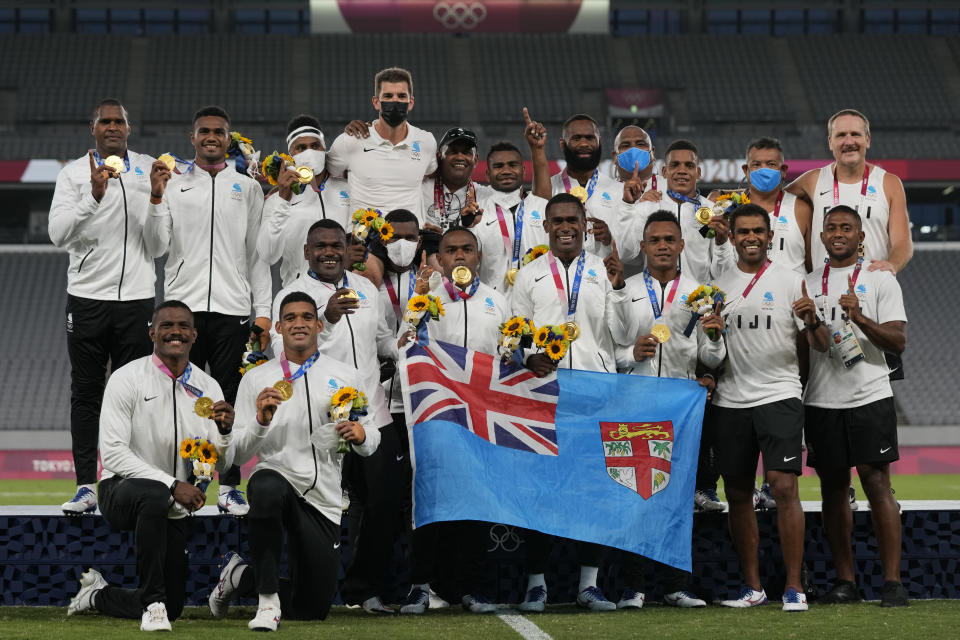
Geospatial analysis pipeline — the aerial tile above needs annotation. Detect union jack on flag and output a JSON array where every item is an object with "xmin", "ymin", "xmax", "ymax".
[{"xmin": 403, "ymin": 340, "xmax": 560, "ymax": 456}]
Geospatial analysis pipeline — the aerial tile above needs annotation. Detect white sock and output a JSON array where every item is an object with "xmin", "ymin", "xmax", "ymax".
[
  {"xmin": 412, "ymin": 582, "xmax": 430, "ymax": 593},
  {"xmin": 258, "ymin": 592, "xmax": 280, "ymax": 610},
  {"xmin": 578, "ymin": 566, "xmax": 599, "ymax": 592},
  {"xmin": 526, "ymin": 573, "xmax": 546, "ymax": 592},
  {"xmin": 79, "ymin": 483, "xmax": 96, "ymax": 494},
  {"xmin": 219, "ymin": 485, "xmax": 234, "ymax": 496}
]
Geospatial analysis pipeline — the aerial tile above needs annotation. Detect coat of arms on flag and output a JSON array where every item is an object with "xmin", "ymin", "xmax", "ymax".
[{"xmin": 600, "ymin": 421, "xmax": 673, "ymax": 499}]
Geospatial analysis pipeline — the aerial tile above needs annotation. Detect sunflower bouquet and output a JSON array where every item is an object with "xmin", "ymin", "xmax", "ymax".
[
  {"xmin": 238, "ymin": 333, "xmax": 268, "ymax": 376},
  {"xmin": 227, "ymin": 131, "xmax": 260, "ymax": 178},
  {"xmin": 522, "ymin": 244, "xmax": 549, "ymax": 266},
  {"xmin": 329, "ymin": 387, "xmax": 368, "ymax": 453},
  {"xmin": 261, "ymin": 151, "xmax": 305, "ymax": 194},
  {"xmin": 404, "ymin": 294, "xmax": 445, "ymax": 336},
  {"xmin": 178, "ymin": 437, "xmax": 218, "ymax": 492},
  {"xmin": 702, "ymin": 192, "xmax": 750, "ymax": 238},
  {"xmin": 349, "ymin": 208, "xmax": 392, "ymax": 271},
  {"xmin": 682, "ymin": 284, "xmax": 726, "ymax": 339},
  {"xmin": 533, "ymin": 324, "xmax": 570, "ymax": 362},
  {"xmin": 498, "ymin": 316, "xmax": 536, "ymax": 363}
]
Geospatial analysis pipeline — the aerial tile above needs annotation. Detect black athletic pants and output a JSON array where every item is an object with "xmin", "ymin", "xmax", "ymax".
[
  {"xmin": 696, "ymin": 402, "xmax": 720, "ymax": 491},
  {"xmin": 522, "ymin": 532, "xmax": 603, "ymax": 574},
  {"xmin": 95, "ymin": 476, "xmax": 187, "ymax": 619},
  {"xmin": 66, "ymin": 295, "xmax": 153, "ymax": 485},
  {"xmin": 620, "ymin": 552, "xmax": 691, "ymax": 594},
  {"xmin": 191, "ymin": 311, "xmax": 249, "ymax": 487},
  {"xmin": 236, "ymin": 469, "xmax": 340, "ymax": 620},
  {"xmin": 408, "ymin": 520, "xmax": 489, "ymax": 600}
]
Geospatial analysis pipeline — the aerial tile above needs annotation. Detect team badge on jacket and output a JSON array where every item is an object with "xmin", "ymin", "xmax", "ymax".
[{"xmin": 601, "ymin": 420, "xmax": 673, "ymax": 499}]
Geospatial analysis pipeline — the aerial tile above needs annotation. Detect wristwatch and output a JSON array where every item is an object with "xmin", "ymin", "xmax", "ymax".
[
  {"xmin": 169, "ymin": 479, "xmax": 179, "ymax": 495},
  {"xmin": 806, "ymin": 317, "xmax": 822, "ymax": 331}
]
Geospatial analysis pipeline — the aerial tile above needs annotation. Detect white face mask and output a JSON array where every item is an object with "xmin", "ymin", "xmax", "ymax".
[
  {"xmin": 292, "ymin": 149, "xmax": 326, "ymax": 174},
  {"xmin": 386, "ymin": 238, "xmax": 418, "ymax": 268}
]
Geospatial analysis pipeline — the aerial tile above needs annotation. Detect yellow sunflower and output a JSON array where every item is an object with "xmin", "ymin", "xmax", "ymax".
[
  {"xmin": 534, "ymin": 326, "xmax": 552, "ymax": 348},
  {"xmin": 739, "ymin": 194, "xmax": 751, "ymax": 204},
  {"xmin": 361, "ymin": 210, "xmax": 380, "ymax": 226},
  {"xmin": 198, "ymin": 442, "xmax": 218, "ymax": 465},
  {"xmin": 545, "ymin": 339, "xmax": 568, "ymax": 361},
  {"xmin": 408, "ymin": 295, "xmax": 430, "ymax": 313},
  {"xmin": 331, "ymin": 387, "xmax": 358, "ymax": 408},
  {"xmin": 433, "ymin": 297, "xmax": 446, "ymax": 317},
  {"xmin": 502, "ymin": 317, "xmax": 524, "ymax": 336},
  {"xmin": 716, "ymin": 193, "xmax": 733, "ymax": 203},
  {"xmin": 179, "ymin": 439, "xmax": 195, "ymax": 459},
  {"xmin": 352, "ymin": 208, "xmax": 367, "ymax": 223},
  {"xmin": 379, "ymin": 222, "xmax": 394, "ymax": 242}
]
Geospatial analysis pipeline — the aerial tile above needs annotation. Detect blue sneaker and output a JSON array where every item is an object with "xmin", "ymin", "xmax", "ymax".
[
  {"xmin": 576, "ymin": 586, "xmax": 616, "ymax": 611},
  {"xmin": 782, "ymin": 587, "xmax": 808, "ymax": 612},
  {"xmin": 518, "ymin": 585, "xmax": 547, "ymax": 612},
  {"xmin": 62, "ymin": 487, "xmax": 97, "ymax": 515},
  {"xmin": 694, "ymin": 489, "xmax": 724, "ymax": 512},
  {"xmin": 617, "ymin": 589, "xmax": 645, "ymax": 609},
  {"xmin": 756, "ymin": 483, "xmax": 777, "ymax": 510},
  {"xmin": 218, "ymin": 488, "xmax": 250, "ymax": 516}
]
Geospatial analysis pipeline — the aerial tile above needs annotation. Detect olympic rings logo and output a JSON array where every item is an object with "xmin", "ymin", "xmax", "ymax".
[
  {"xmin": 433, "ymin": 2, "xmax": 487, "ymax": 30},
  {"xmin": 487, "ymin": 523, "xmax": 523, "ymax": 552}
]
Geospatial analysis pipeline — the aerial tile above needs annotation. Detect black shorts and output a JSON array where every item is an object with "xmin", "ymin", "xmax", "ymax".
[
  {"xmin": 711, "ymin": 398, "xmax": 804, "ymax": 476},
  {"xmin": 804, "ymin": 396, "xmax": 899, "ymax": 469}
]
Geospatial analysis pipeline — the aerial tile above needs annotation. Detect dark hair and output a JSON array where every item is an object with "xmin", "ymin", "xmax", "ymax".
[
  {"xmin": 286, "ymin": 113, "xmax": 321, "ymax": 133},
  {"xmin": 643, "ymin": 210, "xmax": 682, "ymax": 237},
  {"xmin": 729, "ymin": 203, "xmax": 770, "ymax": 233},
  {"xmin": 439, "ymin": 225, "xmax": 478, "ymax": 249},
  {"xmin": 279, "ymin": 291, "xmax": 318, "ymax": 317},
  {"xmin": 385, "ymin": 208, "xmax": 419, "ymax": 226},
  {"xmin": 307, "ymin": 219, "xmax": 347, "ymax": 239},
  {"xmin": 375, "ymin": 67, "xmax": 413, "ymax": 96},
  {"xmin": 665, "ymin": 139, "xmax": 699, "ymax": 162},
  {"xmin": 486, "ymin": 141, "xmax": 522, "ymax": 164},
  {"xmin": 193, "ymin": 105, "xmax": 231, "ymax": 126},
  {"xmin": 561, "ymin": 113, "xmax": 600, "ymax": 138},
  {"xmin": 544, "ymin": 193, "xmax": 586, "ymax": 220},
  {"xmin": 91, "ymin": 98, "xmax": 128, "ymax": 125},
  {"xmin": 745, "ymin": 137, "xmax": 783, "ymax": 162},
  {"xmin": 824, "ymin": 204, "xmax": 861, "ymax": 226},
  {"xmin": 152, "ymin": 300, "xmax": 193, "ymax": 324}
]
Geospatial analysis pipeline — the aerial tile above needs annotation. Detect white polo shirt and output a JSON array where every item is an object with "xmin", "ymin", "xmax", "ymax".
[{"xmin": 325, "ymin": 120, "xmax": 437, "ymax": 214}]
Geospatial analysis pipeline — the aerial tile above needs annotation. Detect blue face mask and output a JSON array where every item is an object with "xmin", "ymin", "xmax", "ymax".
[
  {"xmin": 749, "ymin": 167, "xmax": 782, "ymax": 193},
  {"xmin": 617, "ymin": 147, "xmax": 651, "ymax": 173}
]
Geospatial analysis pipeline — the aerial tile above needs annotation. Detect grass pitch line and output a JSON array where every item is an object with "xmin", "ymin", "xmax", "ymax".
[{"xmin": 497, "ymin": 611, "xmax": 553, "ymax": 640}]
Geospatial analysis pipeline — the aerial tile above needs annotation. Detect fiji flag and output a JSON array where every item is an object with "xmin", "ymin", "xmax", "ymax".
[{"xmin": 400, "ymin": 339, "xmax": 707, "ymax": 571}]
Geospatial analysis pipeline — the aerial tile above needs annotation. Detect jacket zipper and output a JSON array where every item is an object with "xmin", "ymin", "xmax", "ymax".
[
  {"xmin": 305, "ymin": 374, "xmax": 320, "ymax": 492},
  {"xmin": 462, "ymin": 298, "xmax": 468, "ymax": 348},
  {"xmin": 77, "ymin": 247, "xmax": 94, "ymax": 273},
  {"xmin": 345, "ymin": 315, "xmax": 358, "ymax": 368},
  {"xmin": 206, "ymin": 173, "xmax": 217, "ymax": 311},
  {"xmin": 563, "ymin": 261, "xmax": 573, "ymax": 369},
  {"xmin": 387, "ymin": 272, "xmax": 401, "ymax": 405},
  {"xmin": 318, "ymin": 191, "xmax": 327, "ymax": 220},
  {"xmin": 117, "ymin": 175, "xmax": 128, "ymax": 300},
  {"xmin": 171, "ymin": 378, "xmax": 178, "ymax": 476},
  {"xmin": 657, "ymin": 281, "xmax": 666, "ymax": 377}
]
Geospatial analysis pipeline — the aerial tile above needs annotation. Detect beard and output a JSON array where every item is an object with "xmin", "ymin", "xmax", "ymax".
[{"xmin": 562, "ymin": 143, "xmax": 602, "ymax": 173}]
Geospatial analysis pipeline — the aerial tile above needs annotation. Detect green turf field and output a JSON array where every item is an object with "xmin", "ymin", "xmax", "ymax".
[
  {"xmin": 0, "ymin": 602, "xmax": 958, "ymax": 640},
  {"xmin": 2, "ymin": 474, "xmax": 958, "ymax": 507}
]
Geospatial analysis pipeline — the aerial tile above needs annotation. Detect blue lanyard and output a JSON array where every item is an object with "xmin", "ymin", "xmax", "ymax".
[
  {"xmin": 92, "ymin": 150, "xmax": 130, "ymax": 173},
  {"xmin": 666, "ymin": 189, "xmax": 701, "ymax": 206},
  {"xmin": 180, "ymin": 363, "xmax": 204, "ymax": 398},
  {"xmin": 641, "ymin": 270, "xmax": 681, "ymax": 320},
  {"xmin": 307, "ymin": 270, "xmax": 349, "ymax": 289},
  {"xmin": 585, "ymin": 170, "xmax": 599, "ymax": 200},
  {"xmin": 547, "ymin": 250, "xmax": 586, "ymax": 322},
  {"xmin": 512, "ymin": 201, "xmax": 525, "ymax": 267},
  {"xmin": 280, "ymin": 350, "xmax": 320, "ymax": 382}
]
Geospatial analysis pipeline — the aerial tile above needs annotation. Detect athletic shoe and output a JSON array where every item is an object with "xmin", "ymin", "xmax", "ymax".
[
  {"xmin": 518, "ymin": 585, "xmax": 547, "ymax": 612},
  {"xmin": 781, "ymin": 588, "xmax": 808, "ymax": 612},
  {"xmin": 576, "ymin": 586, "xmax": 616, "ymax": 611},
  {"xmin": 462, "ymin": 593, "xmax": 497, "ymax": 613},
  {"xmin": 820, "ymin": 580, "xmax": 862, "ymax": 604},
  {"xmin": 362, "ymin": 596, "xmax": 394, "ymax": 614},
  {"xmin": 880, "ymin": 581, "xmax": 910, "ymax": 607},
  {"xmin": 664, "ymin": 590, "xmax": 706, "ymax": 608},
  {"xmin": 428, "ymin": 588, "xmax": 449, "ymax": 609},
  {"xmin": 849, "ymin": 486, "xmax": 859, "ymax": 511},
  {"xmin": 399, "ymin": 586, "xmax": 429, "ymax": 615},
  {"xmin": 141, "ymin": 602, "xmax": 172, "ymax": 632},
  {"xmin": 756, "ymin": 483, "xmax": 777, "ymax": 510},
  {"xmin": 62, "ymin": 487, "xmax": 97, "ymax": 515},
  {"xmin": 67, "ymin": 568, "xmax": 107, "ymax": 615},
  {"xmin": 208, "ymin": 551, "xmax": 245, "ymax": 618},
  {"xmin": 616, "ymin": 589, "xmax": 645, "ymax": 609},
  {"xmin": 217, "ymin": 489, "xmax": 250, "ymax": 516},
  {"xmin": 719, "ymin": 586, "xmax": 768, "ymax": 608},
  {"xmin": 694, "ymin": 489, "xmax": 725, "ymax": 512},
  {"xmin": 248, "ymin": 605, "xmax": 281, "ymax": 631}
]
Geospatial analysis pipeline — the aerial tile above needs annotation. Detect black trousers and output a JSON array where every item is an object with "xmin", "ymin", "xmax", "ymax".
[
  {"xmin": 523, "ymin": 532, "xmax": 603, "ymax": 575},
  {"xmin": 620, "ymin": 552, "xmax": 691, "ymax": 594},
  {"xmin": 95, "ymin": 476, "xmax": 187, "ymax": 619},
  {"xmin": 696, "ymin": 402, "xmax": 720, "ymax": 491},
  {"xmin": 238, "ymin": 469, "xmax": 340, "ymax": 620},
  {"xmin": 191, "ymin": 311, "xmax": 249, "ymax": 486},
  {"xmin": 66, "ymin": 295, "xmax": 153, "ymax": 485},
  {"xmin": 408, "ymin": 520, "xmax": 489, "ymax": 600},
  {"xmin": 339, "ymin": 419, "xmax": 406, "ymax": 603}
]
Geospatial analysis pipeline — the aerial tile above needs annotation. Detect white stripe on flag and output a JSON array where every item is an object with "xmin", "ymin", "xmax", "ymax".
[{"xmin": 497, "ymin": 612, "xmax": 553, "ymax": 640}]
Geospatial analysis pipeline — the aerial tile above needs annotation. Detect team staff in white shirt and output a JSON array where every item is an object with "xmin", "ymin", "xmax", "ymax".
[
  {"xmin": 258, "ymin": 114, "xmax": 354, "ymax": 288},
  {"xmin": 208, "ymin": 291, "xmax": 379, "ymax": 631},
  {"xmin": 803, "ymin": 205, "xmax": 909, "ymax": 607},
  {"xmin": 145, "ymin": 105, "xmax": 271, "ymax": 515},
  {"xmin": 49, "ymin": 98, "xmax": 157, "ymax": 514},
  {"xmin": 67, "ymin": 301, "xmax": 235, "ymax": 632},
  {"xmin": 711, "ymin": 204, "xmax": 830, "ymax": 612}
]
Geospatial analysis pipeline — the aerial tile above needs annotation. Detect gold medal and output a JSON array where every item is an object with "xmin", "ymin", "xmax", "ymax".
[
  {"xmin": 194, "ymin": 396, "xmax": 214, "ymax": 418},
  {"xmin": 157, "ymin": 153, "xmax": 176, "ymax": 171},
  {"xmin": 563, "ymin": 321, "xmax": 580, "ymax": 342},
  {"xmin": 651, "ymin": 323, "xmax": 671, "ymax": 343},
  {"xmin": 295, "ymin": 165, "xmax": 314, "ymax": 184},
  {"xmin": 339, "ymin": 289, "xmax": 359, "ymax": 300},
  {"xmin": 695, "ymin": 206, "xmax": 713, "ymax": 225},
  {"xmin": 103, "ymin": 155, "xmax": 124, "ymax": 175},
  {"xmin": 273, "ymin": 380, "xmax": 293, "ymax": 401},
  {"xmin": 451, "ymin": 265, "xmax": 472, "ymax": 286},
  {"xmin": 569, "ymin": 185, "xmax": 589, "ymax": 204},
  {"xmin": 506, "ymin": 267, "xmax": 519, "ymax": 286}
]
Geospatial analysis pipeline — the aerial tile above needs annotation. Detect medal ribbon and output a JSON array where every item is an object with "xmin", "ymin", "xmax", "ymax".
[
  {"xmin": 279, "ymin": 350, "xmax": 321, "ymax": 382},
  {"xmin": 822, "ymin": 258, "xmax": 863, "ymax": 300},
  {"xmin": 666, "ymin": 189, "xmax": 702, "ymax": 206},
  {"xmin": 832, "ymin": 164, "xmax": 870, "ymax": 206},
  {"xmin": 151, "ymin": 354, "xmax": 203, "ymax": 398},
  {"xmin": 642, "ymin": 271, "xmax": 681, "ymax": 320},
  {"xmin": 384, "ymin": 267, "xmax": 416, "ymax": 322},
  {"xmin": 650, "ymin": 175, "xmax": 658, "ymax": 191},
  {"xmin": 496, "ymin": 201, "xmax": 526, "ymax": 268},
  {"xmin": 307, "ymin": 270, "xmax": 349, "ymax": 290},
  {"xmin": 772, "ymin": 191, "xmax": 784, "ymax": 218},
  {"xmin": 92, "ymin": 150, "xmax": 131, "ymax": 173},
  {"xmin": 546, "ymin": 250, "xmax": 586, "ymax": 323},
  {"xmin": 561, "ymin": 169, "xmax": 599, "ymax": 200},
  {"xmin": 740, "ymin": 259, "xmax": 772, "ymax": 300},
  {"xmin": 443, "ymin": 274, "xmax": 480, "ymax": 301}
]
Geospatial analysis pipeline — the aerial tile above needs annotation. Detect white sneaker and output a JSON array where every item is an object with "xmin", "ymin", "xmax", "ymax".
[
  {"xmin": 62, "ymin": 487, "xmax": 97, "ymax": 515},
  {"xmin": 664, "ymin": 590, "xmax": 706, "ymax": 608},
  {"xmin": 781, "ymin": 588, "xmax": 808, "ymax": 612},
  {"xmin": 217, "ymin": 489, "xmax": 250, "ymax": 517},
  {"xmin": 719, "ymin": 586, "xmax": 768, "ymax": 608},
  {"xmin": 361, "ymin": 596, "xmax": 395, "ymax": 614},
  {"xmin": 428, "ymin": 588, "xmax": 449, "ymax": 609},
  {"xmin": 208, "ymin": 551, "xmax": 245, "ymax": 618},
  {"xmin": 617, "ymin": 589, "xmax": 645, "ymax": 609},
  {"xmin": 67, "ymin": 568, "xmax": 107, "ymax": 615},
  {"xmin": 693, "ymin": 489, "xmax": 725, "ymax": 513},
  {"xmin": 249, "ymin": 605, "xmax": 281, "ymax": 631},
  {"xmin": 461, "ymin": 593, "xmax": 497, "ymax": 613},
  {"xmin": 576, "ymin": 586, "xmax": 616, "ymax": 612},
  {"xmin": 400, "ymin": 586, "xmax": 429, "ymax": 615},
  {"xmin": 140, "ymin": 602, "xmax": 172, "ymax": 632}
]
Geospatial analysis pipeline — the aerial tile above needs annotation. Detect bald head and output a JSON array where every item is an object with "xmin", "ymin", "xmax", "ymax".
[{"xmin": 613, "ymin": 125, "xmax": 654, "ymax": 182}]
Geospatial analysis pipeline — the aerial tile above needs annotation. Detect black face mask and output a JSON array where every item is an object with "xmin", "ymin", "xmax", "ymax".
[
  {"xmin": 562, "ymin": 142, "xmax": 602, "ymax": 173},
  {"xmin": 380, "ymin": 101, "xmax": 409, "ymax": 127}
]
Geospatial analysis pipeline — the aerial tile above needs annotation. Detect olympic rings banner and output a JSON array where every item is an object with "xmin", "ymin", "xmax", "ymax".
[{"xmin": 309, "ymin": 0, "xmax": 609, "ymax": 33}]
